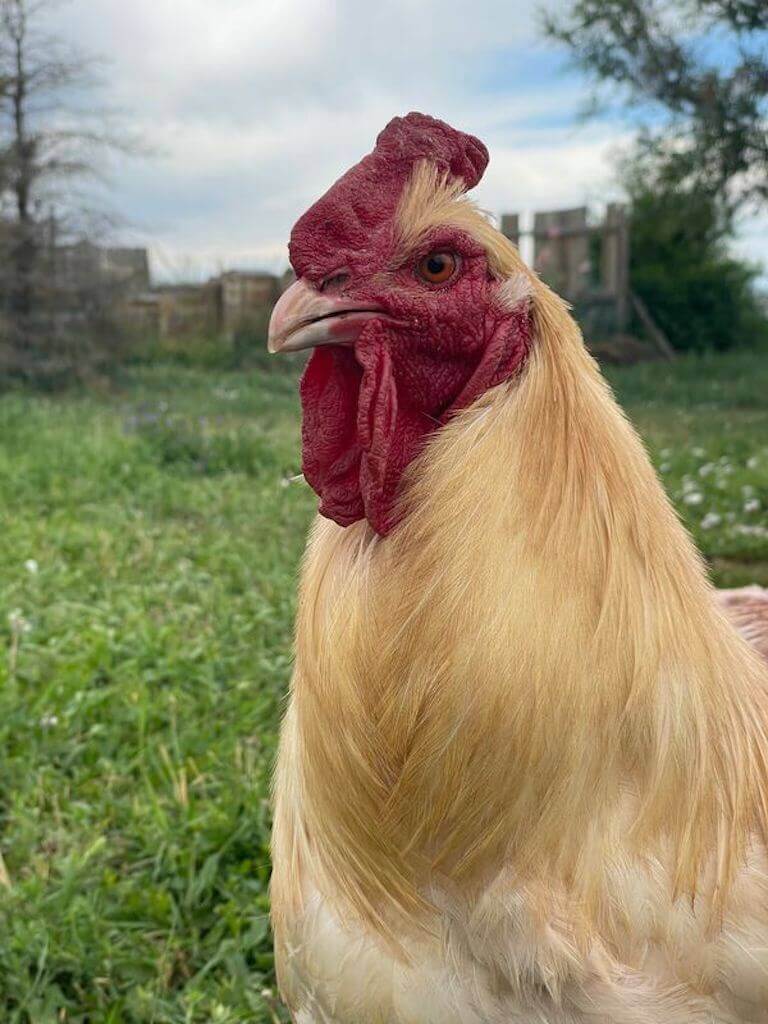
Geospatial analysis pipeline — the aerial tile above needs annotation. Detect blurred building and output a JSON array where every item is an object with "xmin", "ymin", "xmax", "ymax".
[
  {"xmin": 54, "ymin": 241, "xmax": 151, "ymax": 297},
  {"xmin": 218, "ymin": 270, "xmax": 281, "ymax": 336},
  {"xmin": 0, "ymin": 215, "xmax": 287, "ymax": 338},
  {"xmin": 121, "ymin": 269, "xmax": 287, "ymax": 339}
]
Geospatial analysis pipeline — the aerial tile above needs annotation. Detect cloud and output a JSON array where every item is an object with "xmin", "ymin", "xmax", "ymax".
[{"xmin": 45, "ymin": 0, "xmax": 763, "ymax": 285}]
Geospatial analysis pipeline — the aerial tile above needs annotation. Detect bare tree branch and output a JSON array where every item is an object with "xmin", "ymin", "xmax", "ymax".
[{"xmin": 0, "ymin": 0, "xmax": 145, "ymax": 367}]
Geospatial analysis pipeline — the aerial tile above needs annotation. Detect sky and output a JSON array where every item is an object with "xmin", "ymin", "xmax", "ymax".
[{"xmin": 47, "ymin": 0, "xmax": 768, "ymax": 285}]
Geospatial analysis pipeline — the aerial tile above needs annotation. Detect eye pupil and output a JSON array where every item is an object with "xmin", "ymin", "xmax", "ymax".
[{"xmin": 417, "ymin": 251, "xmax": 457, "ymax": 284}]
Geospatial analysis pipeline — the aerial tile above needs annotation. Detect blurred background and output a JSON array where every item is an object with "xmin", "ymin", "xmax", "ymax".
[{"xmin": 0, "ymin": 1, "xmax": 765, "ymax": 1021}]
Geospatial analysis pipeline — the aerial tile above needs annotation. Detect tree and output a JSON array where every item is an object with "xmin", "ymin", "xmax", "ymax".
[
  {"xmin": 0, "ymin": 0, "xmax": 137, "ymax": 379},
  {"xmin": 624, "ymin": 176, "xmax": 768, "ymax": 352},
  {"xmin": 543, "ymin": 0, "xmax": 768, "ymax": 217}
]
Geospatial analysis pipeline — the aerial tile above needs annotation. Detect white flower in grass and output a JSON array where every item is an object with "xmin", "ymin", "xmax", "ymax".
[
  {"xmin": 692, "ymin": 447, "xmax": 706, "ymax": 458},
  {"xmin": 659, "ymin": 462, "xmax": 671, "ymax": 473},
  {"xmin": 747, "ymin": 456, "xmax": 759, "ymax": 470},
  {"xmin": 39, "ymin": 713, "xmax": 59, "ymax": 729},
  {"xmin": 660, "ymin": 448, "xmax": 672, "ymax": 459},
  {"xmin": 698, "ymin": 463, "xmax": 714, "ymax": 477},
  {"xmin": 280, "ymin": 473, "xmax": 304, "ymax": 487},
  {"xmin": 8, "ymin": 609, "xmax": 31, "ymax": 634},
  {"xmin": 24, "ymin": 559, "xmax": 38, "ymax": 574},
  {"xmin": 742, "ymin": 485, "xmax": 756, "ymax": 498},
  {"xmin": 744, "ymin": 498, "xmax": 761, "ymax": 513},
  {"xmin": 700, "ymin": 512, "xmax": 722, "ymax": 530},
  {"xmin": 735, "ymin": 524, "xmax": 768, "ymax": 538},
  {"xmin": 683, "ymin": 492, "xmax": 704, "ymax": 506}
]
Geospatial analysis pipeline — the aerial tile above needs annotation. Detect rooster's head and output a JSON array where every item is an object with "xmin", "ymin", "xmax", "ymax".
[{"xmin": 268, "ymin": 112, "xmax": 533, "ymax": 535}]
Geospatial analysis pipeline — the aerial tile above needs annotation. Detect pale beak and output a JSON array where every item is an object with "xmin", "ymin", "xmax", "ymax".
[{"xmin": 268, "ymin": 278, "xmax": 387, "ymax": 354}]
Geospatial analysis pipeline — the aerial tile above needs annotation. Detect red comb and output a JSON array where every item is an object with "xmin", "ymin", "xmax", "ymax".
[
  {"xmin": 371, "ymin": 112, "xmax": 488, "ymax": 191},
  {"xmin": 289, "ymin": 112, "xmax": 489, "ymax": 281}
]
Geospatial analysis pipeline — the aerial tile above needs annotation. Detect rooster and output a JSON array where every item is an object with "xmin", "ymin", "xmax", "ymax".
[{"xmin": 267, "ymin": 113, "xmax": 768, "ymax": 1023}]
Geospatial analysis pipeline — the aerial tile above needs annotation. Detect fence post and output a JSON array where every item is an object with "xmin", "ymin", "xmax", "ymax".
[
  {"xmin": 533, "ymin": 207, "xmax": 589, "ymax": 300},
  {"xmin": 500, "ymin": 214, "xmax": 520, "ymax": 250},
  {"xmin": 603, "ymin": 204, "xmax": 630, "ymax": 333}
]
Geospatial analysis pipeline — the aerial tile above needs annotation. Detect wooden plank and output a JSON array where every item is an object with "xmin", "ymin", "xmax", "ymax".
[
  {"xmin": 631, "ymin": 291, "xmax": 676, "ymax": 361},
  {"xmin": 600, "ymin": 204, "xmax": 630, "ymax": 331},
  {"xmin": 500, "ymin": 213, "xmax": 520, "ymax": 248},
  {"xmin": 533, "ymin": 207, "xmax": 589, "ymax": 300}
]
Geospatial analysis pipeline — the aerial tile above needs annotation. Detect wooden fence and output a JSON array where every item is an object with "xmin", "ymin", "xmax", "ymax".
[{"xmin": 500, "ymin": 205, "xmax": 674, "ymax": 360}]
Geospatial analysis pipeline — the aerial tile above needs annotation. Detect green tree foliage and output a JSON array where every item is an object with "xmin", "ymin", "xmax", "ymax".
[
  {"xmin": 543, "ymin": 0, "xmax": 768, "ymax": 215},
  {"xmin": 627, "ymin": 180, "xmax": 768, "ymax": 351},
  {"xmin": 545, "ymin": 0, "xmax": 768, "ymax": 351}
]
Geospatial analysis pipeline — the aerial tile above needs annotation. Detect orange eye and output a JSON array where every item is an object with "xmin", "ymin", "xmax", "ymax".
[{"xmin": 416, "ymin": 251, "xmax": 457, "ymax": 284}]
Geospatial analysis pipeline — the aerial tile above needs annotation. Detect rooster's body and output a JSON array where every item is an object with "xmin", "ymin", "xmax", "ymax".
[{"xmin": 268, "ymin": 114, "xmax": 768, "ymax": 1023}]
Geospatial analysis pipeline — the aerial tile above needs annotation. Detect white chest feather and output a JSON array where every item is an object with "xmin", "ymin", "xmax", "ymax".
[{"xmin": 275, "ymin": 859, "xmax": 768, "ymax": 1024}]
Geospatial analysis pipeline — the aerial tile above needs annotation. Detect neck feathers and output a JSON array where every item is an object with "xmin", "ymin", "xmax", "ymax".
[{"xmin": 284, "ymin": 282, "xmax": 768, "ymax": 943}]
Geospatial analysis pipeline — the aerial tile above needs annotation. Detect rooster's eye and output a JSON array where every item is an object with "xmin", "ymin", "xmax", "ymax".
[{"xmin": 416, "ymin": 251, "xmax": 457, "ymax": 285}]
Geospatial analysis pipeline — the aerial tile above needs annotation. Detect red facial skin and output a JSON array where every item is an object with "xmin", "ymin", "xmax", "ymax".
[{"xmin": 289, "ymin": 114, "xmax": 532, "ymax": 536}]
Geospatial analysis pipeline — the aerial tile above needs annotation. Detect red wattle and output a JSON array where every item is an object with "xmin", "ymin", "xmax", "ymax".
[
  {"xmin": 300, "ymin": 346, "xmax": 364, "ymax": 526},
  {"xmin": 300, "ymin": 307, "xmax": 531, "ymax": 536}
]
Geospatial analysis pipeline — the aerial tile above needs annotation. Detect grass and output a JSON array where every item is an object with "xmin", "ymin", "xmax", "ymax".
[
  {"xmin": 0, "ymin": 347, "xmax": 765, "ymax": 1022},
  {"xmin": 604, "ymin": 350, "xmax": 768, "ymax": 586}
]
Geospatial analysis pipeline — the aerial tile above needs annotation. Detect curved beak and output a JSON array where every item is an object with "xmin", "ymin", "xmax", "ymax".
[{"xmin": 268, "ymin": 278, "xmax": 387, "ymax": 354}]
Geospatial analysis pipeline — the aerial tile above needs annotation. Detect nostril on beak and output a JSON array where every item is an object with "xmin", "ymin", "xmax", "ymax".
[{"xmin": 319, "ymin": 270, "xmax": 351, "ymax": 293}]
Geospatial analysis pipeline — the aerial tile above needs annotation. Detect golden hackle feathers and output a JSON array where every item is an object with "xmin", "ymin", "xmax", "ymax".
[{"xmin": 271, "ymin": 161, "xmax": 768, "ymax": 956}]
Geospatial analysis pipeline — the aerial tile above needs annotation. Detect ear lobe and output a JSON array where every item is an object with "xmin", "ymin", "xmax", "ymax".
[{"xmin": 496, "ymin": 273, "xmax": 535, "ymax": 312}]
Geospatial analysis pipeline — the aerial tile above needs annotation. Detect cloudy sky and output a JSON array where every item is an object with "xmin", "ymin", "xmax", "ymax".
[{"xmin": 48, "ymin": 0, "xmax": 767, "ymax": 284}]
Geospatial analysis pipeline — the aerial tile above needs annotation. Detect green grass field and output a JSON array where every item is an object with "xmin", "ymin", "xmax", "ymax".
[{"xmin": 0, "ymin": 348, "xmax": 766, "ymax": 1022}]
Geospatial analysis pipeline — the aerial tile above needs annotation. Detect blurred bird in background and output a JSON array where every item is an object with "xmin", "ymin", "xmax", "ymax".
[
  {"xmin": 268, "ymin": 113, "xmax": 768, "ymax": 1023},
  {"xmin": 719, "ymin": 586, "xmax": 768, "ymax": 664}
]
